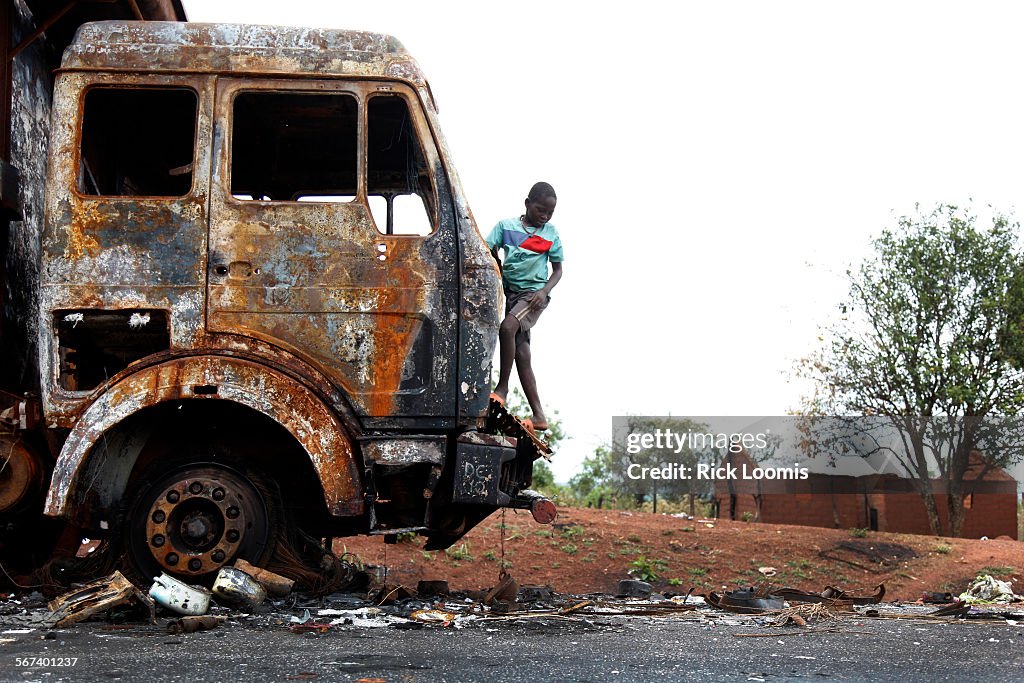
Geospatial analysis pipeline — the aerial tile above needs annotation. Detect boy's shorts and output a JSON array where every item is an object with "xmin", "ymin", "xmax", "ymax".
[{"xmin": 505, "ymin": 288, "xmax": 550, "ymax": 343}]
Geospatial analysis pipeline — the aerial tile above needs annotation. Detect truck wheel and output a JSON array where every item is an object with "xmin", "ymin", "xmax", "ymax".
[{"xmin": 124, "ymin": 464, "xmax": 276, "ymax": 584}]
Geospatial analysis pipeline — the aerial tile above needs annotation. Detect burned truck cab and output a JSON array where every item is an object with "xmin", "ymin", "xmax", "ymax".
[{"xmin": 33, "ymin": 21, "xmax": 549, "ymax": 582}]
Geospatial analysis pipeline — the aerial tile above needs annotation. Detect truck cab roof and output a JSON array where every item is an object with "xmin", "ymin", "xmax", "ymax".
[{"xmin": 62, "ymin": 21, "xmax": 427, "ymax": 87}]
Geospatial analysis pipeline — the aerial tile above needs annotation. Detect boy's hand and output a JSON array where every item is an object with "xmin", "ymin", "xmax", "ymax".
[{"xmin": 526, "ymin": 290, "xmax": 547, "ymax": 309}]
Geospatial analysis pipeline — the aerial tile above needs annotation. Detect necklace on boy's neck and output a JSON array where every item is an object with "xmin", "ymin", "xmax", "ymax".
[{"xmin": 520, "ymin": 215, "xmax": 541, "ymax": 233}]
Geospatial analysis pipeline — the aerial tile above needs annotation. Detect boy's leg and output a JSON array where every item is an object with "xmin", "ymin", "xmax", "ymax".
[
  {"xmin": 514, "ymin": 334, "xmax": 547, "ymax": 429},
  {"xmin": 492, "ymin": 314, "xmax": 520, "ymax": 402}
]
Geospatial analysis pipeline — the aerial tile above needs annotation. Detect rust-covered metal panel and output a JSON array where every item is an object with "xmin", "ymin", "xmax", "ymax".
[
  {"xmin": 44, "ymin": 356, "xmax": 363, "ymax": 519},
  {"xmin": 61, "ymin": 22, "xmax": 425, "ymax": 84}
]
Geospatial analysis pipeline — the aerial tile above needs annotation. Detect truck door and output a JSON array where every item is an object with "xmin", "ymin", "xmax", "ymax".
[
  {"xmin": 207, "ymin": 79, "xmax": 458, "ymax": 424},
  {"xmin": 41, "ymin": 74, "xmax": 213, "ymax": 406}
]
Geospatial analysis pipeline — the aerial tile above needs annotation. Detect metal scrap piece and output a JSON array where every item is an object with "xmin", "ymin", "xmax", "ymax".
[
  {"xmin": 773, "ymin": 583, "xmax": 885, "ymax": 605},
  {"xmin": 47, "ymin": 571, "xmax": 155, "ymax": 628}
]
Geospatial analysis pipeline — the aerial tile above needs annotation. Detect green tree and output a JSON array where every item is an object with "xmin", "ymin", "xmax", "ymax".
[
  {"xmin": 798, "ymin": 203, "xmax": 1024, "ymax": 536},
  {"xmin": 567, "ymin": 445, "xmax": 618, "ymax": 508},
  {"xmin": 530, "ymin": 459, "xmax": 556, "ymax": 492}
]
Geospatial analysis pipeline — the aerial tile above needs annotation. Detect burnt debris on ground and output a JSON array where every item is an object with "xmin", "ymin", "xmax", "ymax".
[{"xmin": 2, "ymin": 560, "xmax": 1023, "ymax": 643}]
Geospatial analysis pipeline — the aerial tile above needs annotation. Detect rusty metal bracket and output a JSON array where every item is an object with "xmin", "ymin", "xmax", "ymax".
[{"xmin": 483, "ymin": 398, "xmax": 551, "ymax": 458}]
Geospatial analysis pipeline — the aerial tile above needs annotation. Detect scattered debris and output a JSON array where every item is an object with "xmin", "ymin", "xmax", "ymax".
[
  {"xmin": 707, "ymin": 587, "xmax": 786, "ymax": 614},
  {"xmin": 212, "ymin": 567, "xmax": 267, "ymax": 610},
  {"xmin": 167, "ymin": 615, "xmax": 225, "ymax": 634},
  {"xmin": 773, "ymin": 584, "xmax": 885, "ymax": 606},
  {"xmin": 617, "ymin": 579, "xmax": 653, "ymax": 599},
  {"xmin": 959, "ymin": 574, "xmax": 1024, "ymax": 605},
  {"xmin": 6, "ymin": 561, "xmax": 1023, "ymax": 640},
  {"xmin": 149, "ymin": 573, "xmax": 211, "ymax": 616},
  {"xmin": 369, "ymin": 584, "xmax": 415, "ymax": 605},
  {"xmin": 772, "ymin": 603, "xmax": 843, "ymax": 627},
  {"xmin": 48, "ymin": 571, "xmax": 155, "ymax": 628},
  {"xmin": 518, "ymin": 585, "xmax": 554, "ymax": 603},
  {"xmin": 410, "ymin": 609, "xmax": 456, "ymax": 626},
  {"xmin": 484, "ymin": 572, "xmax": 519, "ymax": 605},
  {"xmin": 416, "ymin": 580, "xmax": 450, "ymax": 597},
  {"xmin": 919, "ymin": 591, "xmax": 956, "ymax": 604},
  {"xmin": 758, "ymin": 566, "xmax": 777, "ymax": 577},
  {"xmin": 235, "ymin": 559, "xmax": 294, "ymax": 598}
]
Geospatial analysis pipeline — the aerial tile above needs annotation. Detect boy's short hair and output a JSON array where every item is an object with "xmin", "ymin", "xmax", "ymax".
[{"xmin": 527, "ymin": 181, "xmax": 557, "ymax": 202}]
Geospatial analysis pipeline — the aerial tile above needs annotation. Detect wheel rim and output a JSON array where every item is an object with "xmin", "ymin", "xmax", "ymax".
[{"xmin": 132, "ymin": 465, "xmax": 271, "ymax": 579}]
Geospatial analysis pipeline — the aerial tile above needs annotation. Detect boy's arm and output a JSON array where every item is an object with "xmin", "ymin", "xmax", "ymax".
[{"xmin": 528, "ymin": 261, "xmax": 562, "ymax": 307}]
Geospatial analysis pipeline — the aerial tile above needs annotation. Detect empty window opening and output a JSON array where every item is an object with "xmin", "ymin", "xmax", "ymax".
[
  {"xmin": 78, "ymin": 88, "xmax": 197, "ymax": 197},
  {"xmin": 56, "ymin": 310, "xmax": 170, "ymax": 391},
  {"xmin": 367, "ymin": 95, "xmax": 435, "ymax": 235},
  {"xmin": 232, "ymin": 92, "xmax": 358, "ymax": 201}
]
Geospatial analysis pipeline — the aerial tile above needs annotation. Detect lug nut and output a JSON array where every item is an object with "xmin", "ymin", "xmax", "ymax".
[
  {"xmin": 212, "ymin": 549, "xmax": 225, "ymax": 563},
  {"xmin": 152, "ymin": 534, "xmax": 165, "ymax": 548},
  {"xmin": 212, "ymin": 488, "xmax": 225, "ymax": 501},
  {"xmin": 188, "ymin": 558, "xmax": 202, "ymax": 571},
  {"xmin": 166, "ymin": 553, "xmax": 179, "ymax": 566},
  {"xmin": 226, "ymin": 530, "xmax": 240, "ymax": 542},
  {"xmin": 226, "ymin": 506, "xmax": 240, "ymax": 519},
  {"xmin": 167, "ymin": 491, "xmax": 179, "ymax": 503},
  {"xmin": 152, "ymin": 510, "xmax": 166, "ymax": 523},
  {"xmin": 189, "ymin": 482, "xmax": 203, "ymax": 495}
]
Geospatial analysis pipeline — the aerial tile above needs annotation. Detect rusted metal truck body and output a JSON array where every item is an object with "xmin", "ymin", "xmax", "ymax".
[{"xmin": 0, "ymin": 21, "xmax": 547, "ymax": 583}]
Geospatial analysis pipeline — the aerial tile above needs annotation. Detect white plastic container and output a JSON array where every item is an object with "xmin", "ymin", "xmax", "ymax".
[{"xmin": 149, "ymin": 573, "xmax": 212, "ymax": 616}]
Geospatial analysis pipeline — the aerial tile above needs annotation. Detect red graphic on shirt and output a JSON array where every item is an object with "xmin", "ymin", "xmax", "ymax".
[{"xmin": 519, "ymin": 235, "xmax": 553, "ymax": 253}]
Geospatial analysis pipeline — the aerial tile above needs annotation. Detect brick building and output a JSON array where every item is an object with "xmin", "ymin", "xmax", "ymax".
[{"xmin": 714, "ymin": 450, "xmax": 1018, "ymax": 539}]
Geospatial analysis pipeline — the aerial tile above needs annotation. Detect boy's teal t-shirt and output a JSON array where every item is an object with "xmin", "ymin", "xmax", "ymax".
[{"xmin": 485, "ymin": 218, "xmax": 564, "ymax": 292}]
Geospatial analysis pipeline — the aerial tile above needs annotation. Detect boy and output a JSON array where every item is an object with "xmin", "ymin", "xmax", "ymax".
[{"xmin": 486, "ymin": 181, "xmax": 564, "ymax": 432}]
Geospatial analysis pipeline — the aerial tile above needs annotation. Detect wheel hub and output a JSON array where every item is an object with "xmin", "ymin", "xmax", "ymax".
[{"xmin": 143, "ymin": 475, "xmax": 252, "ymax": 577}]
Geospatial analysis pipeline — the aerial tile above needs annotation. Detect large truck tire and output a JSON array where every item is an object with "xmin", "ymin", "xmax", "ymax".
[{"xmin": 122, "ymin": 463, "xmax": 279, "ymax": 585}]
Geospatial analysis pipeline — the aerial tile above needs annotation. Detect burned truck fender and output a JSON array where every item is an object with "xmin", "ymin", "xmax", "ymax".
[{"xmin": 43, "ymin": 355, "xmax": 363, "ymax": 524}]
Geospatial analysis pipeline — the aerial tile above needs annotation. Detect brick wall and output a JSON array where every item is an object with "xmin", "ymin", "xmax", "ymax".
[{"xmin": 714, "ymin": 450, "xmax": 1018, "ymax": 538}]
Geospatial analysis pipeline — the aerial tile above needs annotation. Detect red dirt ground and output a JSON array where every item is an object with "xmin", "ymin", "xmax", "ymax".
[{"xmin": 338, "ymin": 506, "xmax": 1023, "ymax": 601}]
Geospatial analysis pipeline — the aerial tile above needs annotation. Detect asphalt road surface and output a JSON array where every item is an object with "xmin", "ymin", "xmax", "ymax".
[{"xmin": 2, "ymin": 613, "xmax": 1023, "ymax": 682}]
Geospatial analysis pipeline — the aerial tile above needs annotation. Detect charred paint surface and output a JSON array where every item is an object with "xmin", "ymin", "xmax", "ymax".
[
  {"xmin": 425, "ymin": 109, "xmax": 501, "ymax": 423},
  {"xmin": 2, "ymin": 0, "xmax": 53, "ymax": 394},
  {"xmin": 63, "ymin": 22, "xmax": 420, "ymax": 83},
  {"xmin": 44, "ymin": 356, "xmax": 362, "ymax": 520},
  {"xmin": 207, "ymin": 78, "xmax": 458, "ymax": 419},
  {"xmin": 39, "ymin": 71, "xmax": 213, "ymax": 425}
]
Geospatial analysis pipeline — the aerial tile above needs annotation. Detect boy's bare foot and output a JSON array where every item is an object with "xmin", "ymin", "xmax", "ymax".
[
  {"xmin": 489, "ymin": 390, "xmax": 507, "ymax": 406},
  {"xmin": 530, "ymin": 415, "xmax": 549, "ymax": 431}
]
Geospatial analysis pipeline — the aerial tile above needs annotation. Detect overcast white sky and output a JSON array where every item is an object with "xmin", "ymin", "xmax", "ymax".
[{"xmin": 183, "ymin": 1, "xmax": 1024, "ymax": 482}]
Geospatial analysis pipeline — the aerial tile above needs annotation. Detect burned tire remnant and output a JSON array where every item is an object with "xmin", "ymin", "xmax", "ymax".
[{"xmin": 125, "ymin": 464, "xmax": 275, "ymax": 583}]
